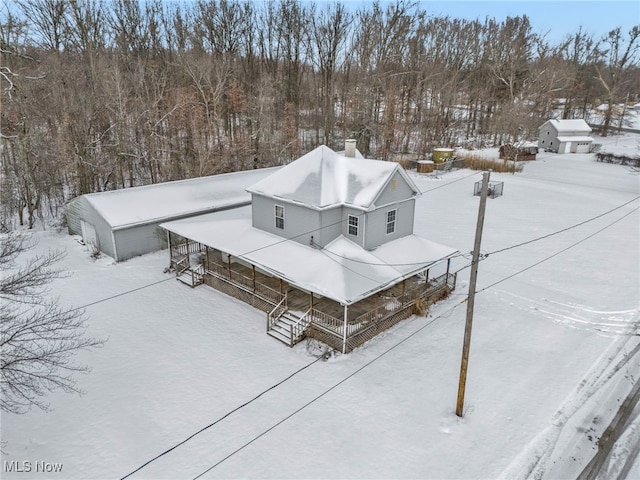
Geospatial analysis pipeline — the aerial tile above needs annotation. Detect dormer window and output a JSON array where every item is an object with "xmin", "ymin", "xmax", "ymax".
[
  {"xmin": 275, "ymin": 205, "xmax": 285, "ymax": 229},
  {"xmin": 386, "ymin": 209, "xmax": 396, "ymax": 234},
  {"xmin": 348, "ymin": 215, "xmax": 359, "ymax": 236}
]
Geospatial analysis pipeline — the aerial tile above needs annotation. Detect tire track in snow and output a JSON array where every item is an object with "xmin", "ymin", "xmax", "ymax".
[
  {"xmin": 492, "ymin": 290, "xmax": 640, "ymax": 336},
  {"xmin": 498, "ymin": 335, "xmax": 640, "ymax": 479}
]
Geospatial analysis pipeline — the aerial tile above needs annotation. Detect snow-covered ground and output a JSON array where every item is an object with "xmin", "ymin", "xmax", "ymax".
[{"xmin": 2, "ymin": 133, "xmax": 639, "ymax": 479}]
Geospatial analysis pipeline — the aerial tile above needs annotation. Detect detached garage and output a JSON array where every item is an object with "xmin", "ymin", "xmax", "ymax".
[
  {"xmin": 66, "ymin": 167, "xmax": 280, "ymax": 262},
  {"xmin": 538, "ymin": 119, "xmax": 593, "ymax": 153}
]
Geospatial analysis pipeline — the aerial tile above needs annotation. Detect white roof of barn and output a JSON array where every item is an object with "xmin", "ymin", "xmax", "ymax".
[
  {"xmin": 82, "ymin": 167, "xmax": 281, "ymax": 230},
  {"xmin": 540, "ymin": 119, "xmax": 592, "ymax": 134},
  {"xmin": 161, "ymin": 209, "xmax": 457, "ymax": 305},
  {"xmin": 246, "ymin": 145, "xmax": 420, "ymax": 211}
]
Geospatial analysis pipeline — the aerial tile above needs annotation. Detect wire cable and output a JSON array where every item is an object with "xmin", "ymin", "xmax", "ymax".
[
  {"xmin": 192, "ymin": 300, "xmax": 466, "ymax": 479},
  {"xmin": 484, "ymin": 196, "xmax": 640, "ymax": 258},
  {"xmin": 73, "ymin": 195, "xmax": 638, "ymax": 314},
  {"xmin": 120, "ymin": 355, "xmax": 324, "ymax": 480},
  {"xmin": 68, "ymin": 277, "xmax": 174, "ymax": 313},
  {"xmin": 418, "ymin": 171, "xmax": 480, "ymax": 194},
  {"xmin": 476, "ymin": 206, "xmax": 639, "ymax": 294}
]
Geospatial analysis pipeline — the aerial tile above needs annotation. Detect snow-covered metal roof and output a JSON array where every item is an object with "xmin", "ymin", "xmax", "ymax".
[
  {"xmin": 161, "ymin": 210, "xmax": 457, "ymax": 305},
  {"xmin": 541, "ymin": 119, "xmax": 592, "ymax": 134},
  {"xmin": 82, "ymin": 167, "xmax": 281, "ymax": 229},
  {"xmin": 246, "ymin": 145, "xmax": 420, "ymax": 211}
]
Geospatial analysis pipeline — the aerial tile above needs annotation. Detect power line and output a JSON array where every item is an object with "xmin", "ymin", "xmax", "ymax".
[
  {"xmin": 484, "ymin": 196, "xmax": 640, "ymax": 258},
  {"xmin": 75, "ymin": 195, "xmax": 638, "ymax": 314},
  {"xmin": 236, "ymin": 170, "xmax": 479, "ymax": 258},
  {"xmin": 118, "ymin": 203, "xmax": 637, "ymax": 478},
  {"xmin": 120, "ymin": 355, "xmax": 324, "ymax": 480},
  {"xmin": 68, "ymin": 171, "xmax": 479, "ymax": 331},
  {"xmin": 191, "ymin": 200, "xmax": 635, "ymax": 475},
  {"xmin": 418, "ymin": 171, "xmax": 480, "ymax": 194},
  {"xmin": 319, "ymin": 247, "xmax": 468, "ymax": 267},
  {"xmin": 476, "ymin": 206, "xmax": 639, "ymax": 294},
  {"xmin": 192, "ymin": 301, "xmax": 466, "ymax": 479},
  {"xmin": 68, "ymin": 277, "xmax": 175, "ymax": 313}
]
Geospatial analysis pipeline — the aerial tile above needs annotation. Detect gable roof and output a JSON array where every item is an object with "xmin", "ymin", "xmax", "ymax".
[
  {"xmin": 540, "ymin": 119, "xmax": 592, "ymax": 134},
  {"xmin": 82, "ymin": 167, "xmax": 281, "ymax": 230},
  {"xmin": 246, "ymin": 145, "xmax": 420, "ymax": 211}
]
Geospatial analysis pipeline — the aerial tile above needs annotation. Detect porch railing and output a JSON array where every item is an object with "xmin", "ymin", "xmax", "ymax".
[
  {"xmin": 306, "ymin": 271, "xmax": 457, "ymax": 352},
  {"xmin": 205, "ymin": 259, "xmax": 283, "ymax": 306},
  {"xmin": 170, "ymin": 241, "xmax": 205, "ymax": 258},
  {"xmin": 267, "ymin": 295, "xmax": 288, "ymax": 332},
  {"xmin": 170, "ymin": 239, "xmax": 456, "ymax": 352},
  {"xmin": 290, "ymin": 307, "xmax": 313, "ymax": 345}
]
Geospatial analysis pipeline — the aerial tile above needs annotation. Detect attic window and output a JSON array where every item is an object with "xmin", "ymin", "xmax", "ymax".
[
  {"xmin": 386, "ymin": 209, "xmax": 396, "ymax": 234},
  {"xmin": 391, "ymin": 178, "xmax": 397, "ymax": 190},
  {"xmin": 275, "ymin": 205, "xmax": 285, "ymax": 229},
  {"xmin": 348, "ymin": 215, "xmax": 359, "ymax": 236}
]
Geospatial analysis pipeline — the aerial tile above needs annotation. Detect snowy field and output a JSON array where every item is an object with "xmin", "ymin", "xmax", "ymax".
[{"xmin": 2, "ymin": 133, "xmax": 639, "ymax": 479}]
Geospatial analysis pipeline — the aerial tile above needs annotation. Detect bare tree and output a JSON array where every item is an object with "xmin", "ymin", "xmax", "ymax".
[
  {"xmin": 308, "ymin": 1, "xmax": 351, "ymax": 145},
  {"xmin": 595, "ymin": 26, "xmax": 640, "ymax": 136},
  {"xmin": 16, "ymin": 0, "xmax": 68, "ymax": 51},
  {"xmin": 0, "ymin": 231, "xmax": 103, "ymax": 414}
]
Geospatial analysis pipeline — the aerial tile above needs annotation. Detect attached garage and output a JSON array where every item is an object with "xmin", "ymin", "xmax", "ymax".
[
  {"xmin": 66, "ymin": 167, "xmax": 281, "ymax": 262},
  {"xmin": 557, "ymin": 136, "xmax": 594, "ymax": 154}
]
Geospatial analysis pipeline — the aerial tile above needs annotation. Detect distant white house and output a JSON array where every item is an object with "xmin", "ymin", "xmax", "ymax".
[
  {"xmin": 538, "ymin": 119, "xmax": 594, "ymax": 154},
  {"xmin": 65, "ymin": 167, "xmax": 280, "ymax": 262},
  {"xmin": 161, "ymin": 142, "xmax": 458, "ymax": 352}
]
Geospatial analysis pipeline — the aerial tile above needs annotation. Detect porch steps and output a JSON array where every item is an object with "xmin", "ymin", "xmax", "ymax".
[
  {"xmin": 267, "ymin": 311, "xmax": 305, "ymax": 346},
  {"xmin": 176, "ymin": 265, "xmax": 204, "ymax": 288}
]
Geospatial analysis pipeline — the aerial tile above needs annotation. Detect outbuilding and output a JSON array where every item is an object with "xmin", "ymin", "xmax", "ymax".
[
  {"xmin": 538, "ymin": 119, "xmax": 593, "ymax": 154},
  {"xmin": 65, "ymin": 167, "xmax": 280, "ymax": 262}
]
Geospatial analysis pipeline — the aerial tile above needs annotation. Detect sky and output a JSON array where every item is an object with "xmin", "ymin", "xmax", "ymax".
[{"xmin": 340, "ymin": 1, "xmax": 639, "ymax": 44}]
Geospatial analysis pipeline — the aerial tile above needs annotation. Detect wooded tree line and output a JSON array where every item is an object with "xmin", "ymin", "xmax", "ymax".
[{"xmin": 1, "ymin": 0, "xmax": 639, "ymax": 229}]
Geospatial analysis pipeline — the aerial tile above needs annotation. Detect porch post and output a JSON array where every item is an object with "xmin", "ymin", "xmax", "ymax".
[
  {"xmin": 402, "ymin": 279, "xmax": 406, "ymax": 296},
  {"xmin": 310, "ymin": 292, "xmax": 314, "ymax": 309},
  {"xmin": 446, "ymin": 258, "xmax": 451, "ymax": 277},
  {"xmin": 167, "ymin": 231, "xmax": 172, "ymax": 267},
  {"xmin": 227, "ymin": 254, "xmax": 231, "ymax": 280},
  {"xmin": 185, "ymin": 238, "xmax": 190, "ymax": 266},
  {"xmin": 252, "ymin": 265, "xmax": 256, "ymax": 292},
  {"xmin": 280, "ymin": 278, "xmax": 283, "ymax": 294},
  {"xmin": 425, "ymin": 268, "xmax": 430, "ymax": 285},
  {"xmin": 205, "ymin": 247, "xmax": 210, "ymax": 272},
  {"xmin": 342, "ymin": 304, "xmax": 349, "ymax": 354}
]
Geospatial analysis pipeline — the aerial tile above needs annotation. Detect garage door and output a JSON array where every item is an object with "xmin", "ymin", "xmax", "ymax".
[{"xmin": 81, "ymin": 220, "xmax": 98, "ymax": 249}]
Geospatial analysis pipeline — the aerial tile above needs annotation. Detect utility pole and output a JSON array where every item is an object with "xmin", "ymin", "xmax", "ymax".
[{"xmin": 456, "ymin": 170, "xmax": 490, "ymax": 417}]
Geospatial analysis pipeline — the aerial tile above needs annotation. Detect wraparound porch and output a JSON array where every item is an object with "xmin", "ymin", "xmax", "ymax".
[{"xmin": 167, "ymin": 240, "xmax": 457, "ymax": 353}]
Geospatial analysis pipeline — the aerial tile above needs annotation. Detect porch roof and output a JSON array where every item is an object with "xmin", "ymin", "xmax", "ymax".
[{"xmin": 161, "ymin": 211, "xmax": 457, "ymax": 305}]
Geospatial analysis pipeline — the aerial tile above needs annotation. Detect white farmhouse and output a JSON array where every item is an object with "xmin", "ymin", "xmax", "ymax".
[
  {"xmin": 161, "ymin": 143, "xmax": 458, "ymax": 353},
  {"xmin": 538, "ymin": 119, "xmax": 593, "ymax": 153}
]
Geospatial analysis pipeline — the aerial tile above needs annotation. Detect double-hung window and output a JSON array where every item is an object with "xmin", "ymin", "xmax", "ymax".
[
  {"xmin": 275, "ymin": 205, "xmax": 285, "ymax": 230},
  {"xmin": 386, "ymin": 209, "xmax": 396, "ymax": 234},
  {"xmin": 348, "ymin": 215, "xmax": 359, "ymax": 236}
]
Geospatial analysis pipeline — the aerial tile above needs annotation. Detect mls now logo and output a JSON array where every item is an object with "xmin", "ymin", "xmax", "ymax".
[{"xmin": 4, "ymin": 460, "xmax": 63, "ymax": 473}]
